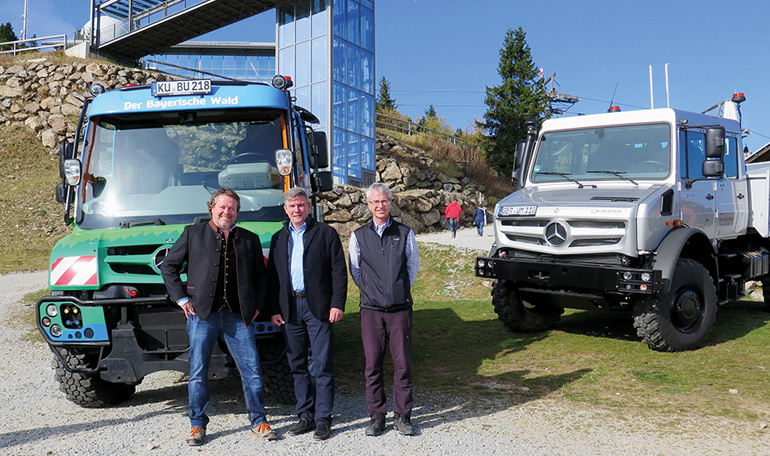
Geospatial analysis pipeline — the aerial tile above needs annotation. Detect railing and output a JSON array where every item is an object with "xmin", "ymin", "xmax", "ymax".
[
  {"xmin": 375, "ymin": 112, "xmax": 462, "ymax": 145},
  {"xmin": 94, "ymin": 0, "xmax": 207, "ymax": 46},
  {"xmin": 0, "ymin": 34, "xmax": 71, "ymax": 55}
]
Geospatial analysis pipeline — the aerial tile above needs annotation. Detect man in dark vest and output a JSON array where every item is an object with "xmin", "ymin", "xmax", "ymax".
[
  {"xmin": 161, "ymin": 188, "xmax": 277, "ymax": 446},
  {"xmin": 349, "ymin": 182, "xmax": 420, "ymax": 436}
]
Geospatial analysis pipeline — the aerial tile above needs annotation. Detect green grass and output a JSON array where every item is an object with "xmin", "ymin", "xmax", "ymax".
[
  {"xmin": 335, "ymin": 243, "xmax": 770, "ymax": 422},
  {"xmin": 0, "ymin": 123, "xmax": 68, "ymax": 273}
]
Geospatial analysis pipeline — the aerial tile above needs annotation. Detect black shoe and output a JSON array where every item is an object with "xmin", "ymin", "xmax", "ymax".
[
  {"xmin": 313, "ymin": 423, "xmax": 331, "ymax": 440},
  {"xmin": 394, "ymin": 414, "xmax": 414, "ymax": 436},
  {"xmin": 288, "ymin": 418, "xmax": 316, "ymax": 435},
  {"xmin": 364, "ymin": 418, "xmax": 386, "ymax": 436}
]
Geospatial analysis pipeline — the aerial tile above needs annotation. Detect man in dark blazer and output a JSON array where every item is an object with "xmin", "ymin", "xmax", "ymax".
[
  {"xmin": 268, "ymin": 187, "xmax": 347, "ymax": 441},
  {"xmin": 161, "ymin": 187, "xmax": 277, "ymax": 446}
]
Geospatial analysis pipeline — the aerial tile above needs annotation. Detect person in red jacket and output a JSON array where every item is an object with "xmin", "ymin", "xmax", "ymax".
[{"xmin": 444, "ymin": 197, "xmax": 462, "ymax": 238}]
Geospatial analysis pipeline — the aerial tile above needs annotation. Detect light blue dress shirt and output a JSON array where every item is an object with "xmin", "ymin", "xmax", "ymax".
[{"xmin": 289, "ymin": 221, "xmax": 306, "ymax": 292}]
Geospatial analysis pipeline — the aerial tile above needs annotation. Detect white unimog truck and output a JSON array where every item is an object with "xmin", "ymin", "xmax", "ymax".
[{"xmin": 475, "ymin": 95, "xmax": 770, "ymax": 351}]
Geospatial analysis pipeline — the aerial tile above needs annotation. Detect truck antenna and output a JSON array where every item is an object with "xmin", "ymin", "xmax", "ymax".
[{"xmin": 608, "ymin": 82, "xmax": 619, "ymax": 111}]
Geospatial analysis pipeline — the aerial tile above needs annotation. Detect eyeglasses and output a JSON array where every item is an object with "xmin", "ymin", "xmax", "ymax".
[{"xmin": 368, "ymin": 200, "xmax": 391, "ymax": 206}]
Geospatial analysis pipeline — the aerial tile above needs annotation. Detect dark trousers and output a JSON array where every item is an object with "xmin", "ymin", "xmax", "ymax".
[
  {"xmin": 360, "ymin": 308, "xmax": 413, "ymax": 420},
  {"xmin": 283, "ymin": 296, "xmax": 335, "ymax": 425}
]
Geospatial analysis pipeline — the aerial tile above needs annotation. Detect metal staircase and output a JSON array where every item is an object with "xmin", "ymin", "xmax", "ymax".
[{"xmin": 91, "ymin": 0, "xmax": 293, "ymax": 61}]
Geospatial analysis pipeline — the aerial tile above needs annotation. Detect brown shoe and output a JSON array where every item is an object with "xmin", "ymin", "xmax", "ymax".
[
  {"xmin": 252, "ymin": 422, "xmax": 279, "ymax": 441},
  {"xmin": 186, "ymin": 427, "xmax": 206, "ymax": 446}
]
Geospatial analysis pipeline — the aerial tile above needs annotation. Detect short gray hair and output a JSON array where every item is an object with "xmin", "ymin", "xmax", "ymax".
[
  {"xmin": 284, "ymin": 186, "xmax": 309, "ymax": 204},
  {"xmin": 366, "ymin": 182, "xmax": 392, "ymax": 201}
]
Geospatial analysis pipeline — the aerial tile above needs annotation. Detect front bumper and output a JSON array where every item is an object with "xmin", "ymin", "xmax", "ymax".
[{"xmin": 475, "ymin": 256, "xmax": 663, "ymax": 295}]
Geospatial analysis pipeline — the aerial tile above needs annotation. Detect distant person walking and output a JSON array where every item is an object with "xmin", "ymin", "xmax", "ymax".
[
  {"xmin": 473, "ymin": 206, "xmax": 487, "ymax": 237},
  {"xmin": 444, "ymin": 197, "xmax": 462, "ymax": 238}
]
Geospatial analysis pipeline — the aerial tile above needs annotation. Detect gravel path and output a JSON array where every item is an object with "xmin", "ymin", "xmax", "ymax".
[{"xmin": 2, "ymin": 267, "xmax": 768, "ymax": 455}]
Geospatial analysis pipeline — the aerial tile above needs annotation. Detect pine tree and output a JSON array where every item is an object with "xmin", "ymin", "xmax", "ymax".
[
  {"xmin": 0, "ymin": 22, "xmax": 18, "ymax": 51},
  {"xmin": 376, "ymin": 76, "xmax": 397, "ymax": 111},
  {"xmin": 478, "ymin": 27, "xmax": 549, "ymax": 177}
]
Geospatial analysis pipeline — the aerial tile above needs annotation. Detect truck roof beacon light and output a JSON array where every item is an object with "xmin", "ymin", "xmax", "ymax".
[
  {"xmin": 272, "ymin": 75, "xmax": 294, "ymax": 90},
  {"xmin": 90, "ymin": 83, "xmax": 105, "ymax": 97},
  {"xmin": 608, "ymin": 106, "xmax": 621, "ymax": 112},
  {"xmin": 732, "ymin": 93, "xmax": 746, "ymax": 104}
]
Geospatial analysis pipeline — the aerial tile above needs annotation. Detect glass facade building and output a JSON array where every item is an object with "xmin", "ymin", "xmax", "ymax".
[
  {"xmin": 278, "ymin": 0, "xmax": 375, "ymax": 186},
  {"xmin": 145, "ymin": 44, "xmax": 276, "ymax": 83}
]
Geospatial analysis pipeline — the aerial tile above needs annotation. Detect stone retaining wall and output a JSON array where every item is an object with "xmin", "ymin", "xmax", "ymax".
[{"xmin": 0, "ymin": 56, "xmax": 166, "ymax": 148}]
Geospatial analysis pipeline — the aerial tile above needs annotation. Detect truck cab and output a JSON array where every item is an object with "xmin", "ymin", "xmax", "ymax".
[{"xmin": 37, "ymin": 76, "xmax": 330, "ymax": 406}]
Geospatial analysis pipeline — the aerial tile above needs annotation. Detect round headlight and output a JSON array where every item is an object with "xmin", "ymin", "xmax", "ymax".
[
  {"xmin": 623, "ymin": 271, "xmax": 633, "ymax": 281},
  {"xmin": 640, "ymin": 272, "xmax": 651, "ymax": 282},
  {"xmin": 477, "ymin": 259, "xmax": 486, "ymax": 268},
  {"xmin": 50, "ymin": 324, "xmax": 63, "ymax": 337},
  {"xmin": 46, "ymin": 304, "xmax": 58, "ymax": 317},
  {"xmin": 42, "ymin": 317, "xmax": 51, "ymax": 327}
]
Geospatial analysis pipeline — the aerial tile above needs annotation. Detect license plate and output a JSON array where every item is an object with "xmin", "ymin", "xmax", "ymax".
[
  {"xmin": 499, "ymin": 205, "xmax": 537, "ymax": 216},
  {"xmin": 152, "ymin": 79, "xmax": 212, "ymax": 97}
]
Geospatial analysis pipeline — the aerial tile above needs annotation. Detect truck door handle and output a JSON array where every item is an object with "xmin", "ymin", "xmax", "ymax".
[
  {"xmin": 737, "ymin": 193, "xmax": 745, "ymax": 199},
  {"xmin": 706, "ymin": 194, "xmax": 714, "ymax": 200}
]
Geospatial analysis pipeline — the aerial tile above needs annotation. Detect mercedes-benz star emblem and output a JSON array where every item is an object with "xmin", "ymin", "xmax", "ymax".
[
  {"xmin": 544, "ymin": 222, "xmax": 568, "ymax": 246},
  {"xmin": 153, "ymin": 247, "xmax": 170, "ymax": 272}
]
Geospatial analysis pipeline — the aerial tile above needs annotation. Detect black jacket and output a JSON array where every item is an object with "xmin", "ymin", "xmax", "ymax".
[
  {"xmin": 267, "ymin": 217, "xmax": 347, "ymax": 321},
  {"xmin": 161, "ymin": 221, "xmax": 268, "ymax": 324}
]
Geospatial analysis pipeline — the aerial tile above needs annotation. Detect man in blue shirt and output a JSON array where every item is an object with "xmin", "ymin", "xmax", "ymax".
[{"xmin": 268, "ymin": 187, "xmax": 347, "ymax": 441}]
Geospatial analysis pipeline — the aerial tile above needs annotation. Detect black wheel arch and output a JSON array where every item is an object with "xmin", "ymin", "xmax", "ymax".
[{"xmin": 654, "ymin": 227, "xmax": 718, "ymax": 294}]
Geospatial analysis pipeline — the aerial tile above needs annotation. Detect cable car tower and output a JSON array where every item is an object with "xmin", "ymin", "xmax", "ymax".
[{"xmin": 543, "ymin": 73, "xmax": 580, "ymax": 115}]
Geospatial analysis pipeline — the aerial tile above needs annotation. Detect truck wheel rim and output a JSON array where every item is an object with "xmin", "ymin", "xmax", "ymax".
[{"xmin": 672, "ymin": 290, "xmax": 701, "ymax": 331}]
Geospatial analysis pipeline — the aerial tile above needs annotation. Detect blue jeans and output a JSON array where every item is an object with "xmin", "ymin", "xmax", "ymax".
[
  {"xmin": 476, "ymin": 221, "xmax": 484, "ymax": 236},
  {"xmin": 284, "ymin": 296, "xmax": 335, "ymax": 425},
  {"xmin": 187, "ymin": 311, "xmax": 266, "ymax": 429},
  {"xmin": 448, "ymin": 218, "xmax": 458, "ymax": 234}
]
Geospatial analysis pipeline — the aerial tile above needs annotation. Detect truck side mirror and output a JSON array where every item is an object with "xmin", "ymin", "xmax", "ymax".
[
  {"xmin": 702, "ymin": 160, "xmax": 723, "ymax": 177},
  {"xmin": 513, "ymin": 140, "xmax": 525, "ymax": 170},
  {"xmin": 309, "ymin": 131, "xmax": 329, "ymax": 169},
  {"xmin": 705, "ymin": 126, "xmax": 725, "ymax": 159},
  {"xmin": 312, "ymin": 170, "xmax": 333, "ymax": 192},
  {"xmin": 55, "ymin": 183, "xmax": 68, "ymax": 204},
  {"xmin": 58, "ymin": 141, "xmax": 75, "ymax": 180}
]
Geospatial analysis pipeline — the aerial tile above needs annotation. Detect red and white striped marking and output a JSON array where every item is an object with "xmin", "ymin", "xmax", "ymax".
[{"xmin": 50, "ymin": 256, "xmax": 98, "ymax": 286}]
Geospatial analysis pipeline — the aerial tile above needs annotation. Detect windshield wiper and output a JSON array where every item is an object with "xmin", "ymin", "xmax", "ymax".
[
  {"xmin": 536, "ymin": 172, "xmax": 594, "ymax": 188},
  {"xmin": 587, "ymin": 170, "xmax": 638, "ymax": 186},
  {"xmin": 119, "ymin": 218, "xmax": 165, "ymax": 228}
]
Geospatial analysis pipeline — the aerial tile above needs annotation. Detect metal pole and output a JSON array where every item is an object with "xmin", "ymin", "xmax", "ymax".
[
  {"xmin": 666, "ymin": 63, "xmax": 671, "ymax": 108},
  {"xmin": 22, "ymin": 0, "xmax": 28, "ymax": 41},
  {"xmin": 649, "ymin": 65, "xmax": 654, "ymax": 109}
]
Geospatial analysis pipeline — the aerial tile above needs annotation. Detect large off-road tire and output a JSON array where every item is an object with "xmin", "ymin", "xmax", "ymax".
[
  {"xmin": 492, "ymin": 280, "xmax": 563, "ymax": 332},
  {"xmin": 632, "ymin": 259, "xmax": 717, "ymax": 352},
  {"xmin": 52, "ymin": 347, "xmax": 136, "ymax": 408},
  {"xmin": 258, "ymin": 339, "xmax": 295, "ymax": 405}
]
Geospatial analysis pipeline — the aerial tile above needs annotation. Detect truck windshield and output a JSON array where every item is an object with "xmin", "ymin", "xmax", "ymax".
[
  {"xmin": 530, "ymin": 123, "xmax": 671, "ymax": 183},
  {"xmin": 77, "ymin": 109, "xmax": 287, "ymax": 229}
]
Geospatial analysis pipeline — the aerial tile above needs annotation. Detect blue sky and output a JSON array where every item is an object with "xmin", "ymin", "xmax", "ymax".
[{"xmin": 3, "ymin": 0, "xmax": 770, "ymax": 151}]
